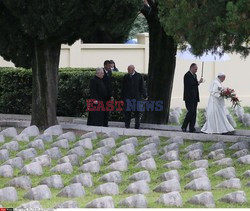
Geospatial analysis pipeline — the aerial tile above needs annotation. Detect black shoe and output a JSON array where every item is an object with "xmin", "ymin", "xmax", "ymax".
[
  {"xmin": 189, "ymin": 129, "xmax": 196, "ymax": 133},
  {"xmin": 181, "ymin": 127, "xmax": 186, "ymax": 132},
  {"xmin": 222, "ymin": 131, "xmax": 235, "ymax": 135}
]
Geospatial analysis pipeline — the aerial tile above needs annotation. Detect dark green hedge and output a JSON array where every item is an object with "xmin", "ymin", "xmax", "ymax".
[
  {"xmin": 0, "ymin": 67, "xmax": 147, "ymax": 121},
  {"xmin": 0, "ymin": 67, "xmax": 32, "ymax": 114}
]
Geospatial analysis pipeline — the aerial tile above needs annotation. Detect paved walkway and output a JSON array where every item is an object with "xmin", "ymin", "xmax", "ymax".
[{"xmin": 1, "ymin": 113, "xmax": 250, "ymax": 143}]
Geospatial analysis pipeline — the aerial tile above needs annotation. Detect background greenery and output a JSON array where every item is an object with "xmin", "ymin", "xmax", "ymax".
[
  {"xmin": 0, "ymin": 67, "xmax": 147, "ymax": 122},
  {"xmin": 128, "ymin": 14, "xmax": 148, "ymax": 40}
]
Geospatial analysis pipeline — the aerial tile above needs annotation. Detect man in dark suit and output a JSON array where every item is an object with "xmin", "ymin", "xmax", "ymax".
[
  {"xmin": 122, "ymin": 65, "xmax": 147, "ymax": 129},
  {"xmin": 181, "ymin": 63, "xmax": 203, "ymax": 132},
  {"xmin": 102, "ymin": 60, "xmax": 114, "ymax": 127}
]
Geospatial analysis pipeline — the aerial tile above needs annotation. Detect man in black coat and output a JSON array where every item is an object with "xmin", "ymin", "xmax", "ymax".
[
  {"xmin": 102, "ymin": 60, "xmax": 113, "ymax": 127},
  {"xmin": 181, "ymin": 63, "xmax": 203, "ymax": 132},
  {"xmin": 122, "ymin": 65, "xmax": 147, "ymax": 129},
  {"xmin": 87, "ymin": 68, "xmax": 108, "ymax": 126}
]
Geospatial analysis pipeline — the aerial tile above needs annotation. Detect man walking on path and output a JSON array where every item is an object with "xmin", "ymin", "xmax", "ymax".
[
  {"xmin": 181, "ymin": 63, "xmax": 203, "ymax": 133},
  {"xmin": 122, "ymin": 65, "xmax": 147, "ymax": 129}
]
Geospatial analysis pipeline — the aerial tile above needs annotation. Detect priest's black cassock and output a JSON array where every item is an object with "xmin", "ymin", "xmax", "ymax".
[{"xmin": 87, "ymin": 76, "xmax": 108, "ymax": 126}]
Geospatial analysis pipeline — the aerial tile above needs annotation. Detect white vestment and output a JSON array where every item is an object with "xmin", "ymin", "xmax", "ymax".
[{"xmin": 201, "ymin": 78, "xmax": 234, "ymax": 134}]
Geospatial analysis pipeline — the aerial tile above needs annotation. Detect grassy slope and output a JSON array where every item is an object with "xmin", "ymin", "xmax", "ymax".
[{"xmin": 1, "ymin": 135, "xmax": 250, "ymax": 208}]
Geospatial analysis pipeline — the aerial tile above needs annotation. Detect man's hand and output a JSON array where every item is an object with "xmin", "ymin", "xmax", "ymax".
[
  {"xmin": 94, "ymin": 100, "xmax": 98, "ymax": 104},
  {"xmin": 144, "ymin": 97, "xmax": 148, "ymax": 101},
  {"xmin": 198, "ymin": 78, "xmax": 204, "ymax": 84}
]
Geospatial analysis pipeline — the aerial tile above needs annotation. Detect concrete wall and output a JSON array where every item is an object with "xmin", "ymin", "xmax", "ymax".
[
  {"xmin": 60, "ymin": 33, "xmax": 149, "ymax": 74},
  {"xmin": 0, "ymin": 33, "xmax": 249, "ymax": 108}
]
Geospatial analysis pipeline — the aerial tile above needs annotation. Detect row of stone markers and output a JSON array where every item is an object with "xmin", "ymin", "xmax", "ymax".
[
  {"xmin": 168, "ymin": 107, "xmax": 182, "ymax": 125},
  {"xmin": 168, "ymin": 106, "xmax": 239, "ymax": 128},
  {"xmin": 233, "ymin": 106, "xmax": 250, "ymax": 127},
  {"xmin": 158, "ymin": 138, "xmax": 249, "ymax": 207},
  {"xmin": 0, "ymin": 125, "xmax": 250, "ymax": 208}
]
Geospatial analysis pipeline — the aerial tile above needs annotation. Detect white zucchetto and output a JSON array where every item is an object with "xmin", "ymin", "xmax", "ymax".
[{"xmin": 217, "ymin": 72, "xmax": 225, "ymax": 77}]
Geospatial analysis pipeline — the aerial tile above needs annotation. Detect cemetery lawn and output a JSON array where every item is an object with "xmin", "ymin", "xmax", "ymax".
[{"xmin": 1, "ymin": 135, "xmax": 250, "ymax": 208}]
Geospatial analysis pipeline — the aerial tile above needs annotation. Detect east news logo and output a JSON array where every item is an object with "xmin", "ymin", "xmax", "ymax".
[{"xmin": 86, "ymin": 99, "xmax": 163, "ymax": 112}]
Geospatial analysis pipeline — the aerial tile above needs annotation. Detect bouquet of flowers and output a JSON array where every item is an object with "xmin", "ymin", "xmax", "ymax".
[{"xmin": 220, "ymin": 87, "xmax": 240, "ymax": 108}]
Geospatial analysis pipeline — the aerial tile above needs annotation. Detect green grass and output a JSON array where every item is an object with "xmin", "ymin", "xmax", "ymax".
[
  {"xmin": 179, "ymin": 109, "xmax": 187, "ymax": 126},
  {"xmin": 1, "ymin": 134, "xmax": 250, "ymax": 208},
  {"xmin": 197, "ymin": 108, "xmax": 206, "ymax": 128},
  {"xmin": 244, "ymin": 107, "xmax": 250, "ymax": 114}
]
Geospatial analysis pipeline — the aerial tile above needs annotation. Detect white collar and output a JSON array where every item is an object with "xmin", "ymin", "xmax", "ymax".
[
  {"xmin": 129, "ymin": 71, "xmax": 136, "ymax": 76},
  {"xmin": 189, "ymin": 70, "xmax": 195, "ymax": 75}
]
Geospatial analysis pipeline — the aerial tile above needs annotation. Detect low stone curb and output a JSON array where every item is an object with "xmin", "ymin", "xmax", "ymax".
[{"xmin": 1, "ymin": 116, "xmax": 250, "ymax": 143}]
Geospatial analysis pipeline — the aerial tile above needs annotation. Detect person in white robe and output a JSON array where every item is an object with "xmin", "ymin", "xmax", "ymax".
[{"xmin": 201, "ymin": 72, "xmax": 235, "ymax": 134}]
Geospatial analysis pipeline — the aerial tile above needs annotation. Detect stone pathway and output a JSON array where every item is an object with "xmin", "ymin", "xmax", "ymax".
[{"xmin": 1, "ymin": 114, "xmax": 250, "ymax": 143}]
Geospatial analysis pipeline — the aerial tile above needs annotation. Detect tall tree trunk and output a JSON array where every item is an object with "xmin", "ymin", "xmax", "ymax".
[
  {"xmin": 31, "ymin": 40, "xmax": 61, "ymax": 130},
  {"xmin": 142, "ymin": 2, "xmax": 177, "ymax": 124}
]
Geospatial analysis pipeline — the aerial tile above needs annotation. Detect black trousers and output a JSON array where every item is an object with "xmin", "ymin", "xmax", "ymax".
[
  {"xmin": 125, "ymin": 110, "xmax": 140, "ymax": 129},
  {"xmin": 103, "ymin": 111, "xmax": 109, "ymax": 127},
  {"xmin": 182, "ymin": 101, "xmax": 198, "ymax": 131},
  {"xmin": 124, "ymin": 99, "xmax": 140, "ymax": 129}
]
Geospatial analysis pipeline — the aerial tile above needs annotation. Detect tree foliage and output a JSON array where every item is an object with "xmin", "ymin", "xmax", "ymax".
[
  {"xmin": 128, "ymin": 14, "xmax": 149, "ymax": 39},
  {"xmin": 0, "ymin": 0, "xmax": 142, "ymax": 68},
  {"xmin": 0, "ymin": 0, "xmax": 88, "ymax": 68},
  {"xmin": 158, "ymin": 0, "xmax": 250, "ymax": 57},
  {"xmin": 0, "ymin": 0, "xmax": 142, "ymax": 129},
  {"xmin": 82, "ymin": 1, "xmax": 143, "ymax": 43}
]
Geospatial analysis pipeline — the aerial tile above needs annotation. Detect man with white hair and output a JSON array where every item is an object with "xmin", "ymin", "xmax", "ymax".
[
  {"xmin": 201, "ymin": 72, "xmax": 235, "ymax": 134},
  {"xmin": 122, "ymin": 65, "xmax": 147, "ymax": 129},
  {"xmin": 87, "ymin": 68, "xmax": 108, "ymax": 126}
]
